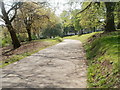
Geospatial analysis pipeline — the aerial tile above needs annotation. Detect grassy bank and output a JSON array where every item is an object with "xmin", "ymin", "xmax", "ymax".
[
  {"xmin": 1, "ymin": 37, "xmax": 63, "ymax": 68},
  {"xmin": 64, "ymin": 31, "xmax": 119, "ymax": 88},
  {"xmin": 86, "ymin": 31, "xmax": 119, "ymax": 88},
  {"xmin": 63, "ymin": 32, "xmax": 102, "ymax": 43}
]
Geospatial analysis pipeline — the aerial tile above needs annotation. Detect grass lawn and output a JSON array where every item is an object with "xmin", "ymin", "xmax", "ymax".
[{"xmin": 64, "ymin": 31, "xmax": 119, "ymax": 88}]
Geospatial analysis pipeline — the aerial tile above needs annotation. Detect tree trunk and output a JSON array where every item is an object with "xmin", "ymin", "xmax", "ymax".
[
  {"xmin": 80, "ymin": 29, "xmax": 83, "ymax": 35},
  {"xmin": 7, "ymin": 25, "xmax": 21, "ymax": 49},
  {"xmin": 93, "ymin": 27, "xmax": 96, "ymax": 32},
  {"xmin": 105, "ymin": 2, "xmax": 116, "ymax": 32},
  {"xmin": 74, "ymin": 30, "xmax": 77, "ymax": 35},
  {"xmin": 27, "ymin": 28, "xmax": 32, "ymax": 41},
  {"xmin": 117, "ymin": 3, "xmax": 120, "ymax": 29},
  {"xmin": 1, "ymin": 2, "xmax": 21, "ymax": 49},
  {"xmin": 117, "ymin": 23, "xmax": 120, "ymax": 29}
]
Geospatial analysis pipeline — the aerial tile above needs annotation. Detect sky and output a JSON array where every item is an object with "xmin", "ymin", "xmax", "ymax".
[
  {"xmin": 0, "ymin": 0, "xmax": 82, "ymax": 25},
  {"xmin": 48, "ymin": 0, "xmax": 70, "ymax": 15},
  {"xmin": 44, "ymin": 0, "xmax": 82, "ymax": 16},
  {"xmin": 0, "ymin": 0, "xmax": 119, "ymax": 25}
]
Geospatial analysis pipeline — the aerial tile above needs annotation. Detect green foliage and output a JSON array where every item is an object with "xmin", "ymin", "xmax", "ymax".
[
  {"xmin": 31, "ymin": 34, "xmax": 38, "ymax": 40},
  {"xmin": 2, "ymin": 32, "xmax": 12, "ymax": 47},
  {"xmin": 1, "ymin": 26, "xmax": 11, "ymax": 47},
  {"xmin": 71, "ymin": 9, "xmax": 82, "ymax": 31},
  {"xmin": 42, "ymin": 23, "xmax": 63, "ymax": 38},
  {"xmin": 114, "ymin": 2, "xmax": 120, "ymax": 29},
  {"xmin": 2, "ymin": 37, "xmax": 12, "ymax": 47},
  {"xmin": 53, "ymin": 37, "xmax": 63, "ymax": 42},
  {"xmin": 77, "ymin": 2, "xmax": 105, "ymax": 32},
  {"xmin": 17, "ymin": 33, "xmax": 28, "ymax": 42},
  {"xmin": 60, "ymin": 10, "xmax": 77, "ymax": 35}
]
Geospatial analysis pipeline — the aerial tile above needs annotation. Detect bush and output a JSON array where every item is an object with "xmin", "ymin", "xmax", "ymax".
[
  {"xmin": 17, "ymin": 33, "xmax": 28, "ymax": 42},
  {"xmin": 54, "ymin": 37, "xmax": 63, "ymax": 42},
  {"xmin": 41, "ymin": 23, "xmax": 63, "ymax": 38},
  {"xmin": 2, "ymin": 36, "xmax": 12, "ymax": 47},
  {"xmin": 31, "ymin": 35, "xmax": 38, "ymax": 40}
]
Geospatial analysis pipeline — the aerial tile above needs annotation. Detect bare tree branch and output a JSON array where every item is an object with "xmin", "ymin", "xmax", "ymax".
[
  {"xmin": 76, "ymin": 2, "xmax": 92, "ymax": 15},
  {"xmin": 39, "ymin": 15, "xmax": 49, "ymax": 19},
  {"xmin": 0, "ymin": 18, "xmax": 5, "ymax": 22},
  {"xmin": 0, "ymin": 15, "xmax": 4, "ymax": 19},
  {"xmin": 9, "ymin": 2, "xmax": 23, "ymax": 22},
  {"xmin": 10, "ymin": 8, "xmax": 17, "ymax": 22},
  {"xmin": 7, "ymin": 2, "xmax": 20, "ymax": 14},
  {"xmin": 0, "ymin": 1, "xmax": 8, "ymax": 21}
]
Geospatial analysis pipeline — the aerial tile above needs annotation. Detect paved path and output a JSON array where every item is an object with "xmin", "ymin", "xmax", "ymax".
[{"xmin": 2, "ymin": 39, "xmax": 87, "ymax": 88}]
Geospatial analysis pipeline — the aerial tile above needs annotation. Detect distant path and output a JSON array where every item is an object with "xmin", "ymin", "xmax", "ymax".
[{"xmin": 2, "ymin": 39, "xmax": 87, "ymax": 88}]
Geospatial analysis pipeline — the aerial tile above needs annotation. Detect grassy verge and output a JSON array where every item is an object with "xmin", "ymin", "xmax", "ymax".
[
  {"xmin": 63, "ymin": 32, "xmax": 102, "ymax": 43},
  {"xmin": 64, "ymin": 31, "xmax": 119, "ymax": 88},
  {"xmin": 1, "ymin": 37, "xmax": 63, "ymax": 68},
  {"xmin": 86, "ymin": 31, "xmax": 119, "ymax": 88}
]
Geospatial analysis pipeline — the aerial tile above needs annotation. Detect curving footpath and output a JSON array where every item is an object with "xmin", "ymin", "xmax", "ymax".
[{"xmin": 2, "ymin": 39, "xmax": 87, "ymax": 88}]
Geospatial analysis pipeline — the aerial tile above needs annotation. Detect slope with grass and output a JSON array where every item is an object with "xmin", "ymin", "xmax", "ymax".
[
  {"xmin": 64, "ymin": 32, "xmax": 102, "ymax": 43},
  {"xmin": 86, "ymin": 31, "xmax": 119, "ymax": 88},
  {"xmin": 64, "ymin": 31, "xmax": 119, "ymax": 88}
]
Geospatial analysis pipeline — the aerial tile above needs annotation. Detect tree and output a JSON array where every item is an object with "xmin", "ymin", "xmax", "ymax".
[
  {"xmin": 105, "ymin": 2, "xmax": 116, "ymax": 32},
  {"xmin": 18, "ymin": 2, "xmax": 49, "ymax": 41},
  {"xmin": 60, "ymin": 10, "xmax": 75, "ymax": 35},
  {"xmin": 41, "ymin": 9, "xmax": 63, "ymax": 38},
  {"xmin": 19, "ymin": 2, "xmax": 38, "ymax": 41},
  {"xmin": 0, "ymin": 1, "xmax": 21, "ymax": 49},
  {"xmin": 42, "ymin": 23, "xmax": 62, "ymax": 38},
  {"xmin": 70, "ymin": 9, "xmax": 85, "ymax": 34},
  {"xmin": 115, "ymin": 2, "xmax": 120, "ymax": 29},
  {"xmin": 76, "ymin": 1, "xmax": 116, "ymax": 32}
]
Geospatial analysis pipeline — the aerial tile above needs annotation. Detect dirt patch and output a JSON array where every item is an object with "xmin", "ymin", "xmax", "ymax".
[
  {"xmin": 100, "ymin": 60, "xmax": 113, "ymax": 75},
  {"xmin": 87, "ymin": 33, "xmax": 103, "ymax": 43},
  {"xmin": 1, "ymin": 41, "xmax": 51, "ymax": 62}
]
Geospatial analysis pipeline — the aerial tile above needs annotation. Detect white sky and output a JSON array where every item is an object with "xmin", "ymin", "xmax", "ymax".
[
  {"xmin": 47, "ymin": 0, "xmax": 82, "ymax": 16},
  {"xmin": 48, "ymin": 0, "xmax": 69, "ymax": 15},
  {"xmin": 0, "ymin": 0, "xmax": 82, "ymax": 25},
  {"xmin": 0, "ymin": 0, "xmax": 119, "ymax": 25}
]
